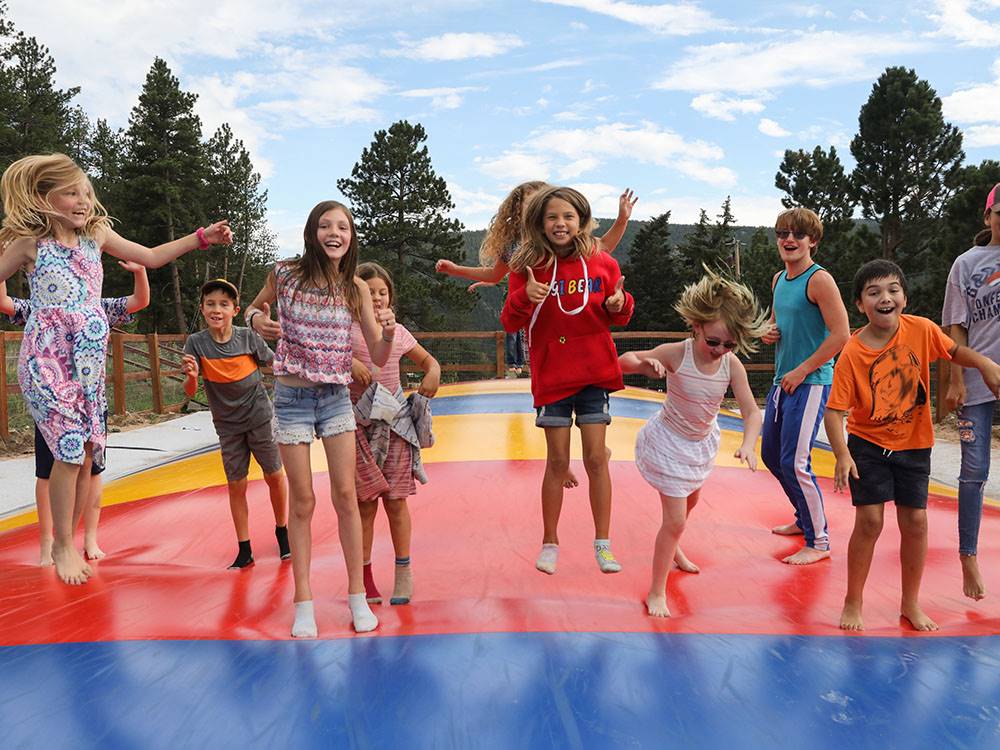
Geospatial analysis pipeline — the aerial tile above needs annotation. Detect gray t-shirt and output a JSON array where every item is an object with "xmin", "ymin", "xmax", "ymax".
[
  {"xmin": 183, "ymin": 326, "xmax": 275, "ymax": 434},
  {"xmin": 941, "ymin": 244, "xmax": 1000, "ymax": 406}
]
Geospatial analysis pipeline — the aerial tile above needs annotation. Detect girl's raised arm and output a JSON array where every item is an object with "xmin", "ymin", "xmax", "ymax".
[
  {"xmin": 119, "ymin": 261, "xmax": 150, "ymax": 313},
  {"xmin": 404, "ymin": 342, "xmax": 441, "ymax": 398},
  {"xmin": 244, "ymin": 271, "xmax": 281, "ymax": 339},
  {"xmin": 99, "ymin": 221, "xmax": 232, "ymax": 268},
  {"xmin": 436, "ymin": 259, "xmax": 510, "ymax": 289},
  {"xmin": 0, "ymin": 278, "xmax": 14, "ymax": 317},
  {"xmin": 355, "ymin": 276, "xmax": 395, "ymax": 367},
  {"xmin": 596, "ymin": 189, "xmax": 637, "ymax": 254}
]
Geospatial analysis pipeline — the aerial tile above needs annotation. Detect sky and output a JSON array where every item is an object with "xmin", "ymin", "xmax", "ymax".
[{"xmin": 8, "ymin": 0, "xmax": 1000, "ymax": 255}]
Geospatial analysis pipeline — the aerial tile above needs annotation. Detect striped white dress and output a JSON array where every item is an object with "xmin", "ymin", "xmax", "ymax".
[{"xmin": 635, "ymin": 338, "xmax": 732, "ymax": 498}]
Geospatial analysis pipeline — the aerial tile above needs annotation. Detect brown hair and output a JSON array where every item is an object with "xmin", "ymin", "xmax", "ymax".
[
  {"xmin": 357, "ymin": 261, "xmax": 395, "ymax": 308},
  {"xmin": 510, "ymin": 186, "xmax": 596, "ymax": 272},
  {"xmin": 775, "ymin": 207, "xmax": 824, "ymax": 244},
  {"xmin": 292, "ymin": 200, "xmax": 363, "ymax": 317},
  {"xmin": 479, "ymin": 180, "xmax": 550, "ymax": 266}
]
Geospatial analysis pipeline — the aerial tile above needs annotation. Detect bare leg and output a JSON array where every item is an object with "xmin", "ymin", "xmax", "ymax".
[
  {"xmin": 49, "ymin": 456, "xmax": 92, "ymax": 585},
  {"xmin": 541, "ymin": 427, "xmax": 571, "ymax": 545},
  {"xmin": 35, "ymin": 478, "xmax": 53, "ymax": 566},
  {"xmin": 263, "ymin": 469, "xmax": 289, "ymax": 527},
  {"xmin": 359, "ymin": 498, "xmax": 379, "ymax": 563},
  {"xmin": 384, "ymin": 498, "xmax": 412, "ymax": 559},
  {"xmin": 564, "ymin": 446, "xmax": 612, "ymax": 489},
  {"xmin": 83, "ymin": 474, "xmax": 105, "ymax": 560},
  {"xmin": 898, "ymin": 506, "xmax": 937, "ymax": 631},
  {"xmin": 321, "ymin": 432, "xmax": 365, "ymax": 595},
  {"xmin": 840, "ymin": 504, "xmax": 883, "ymax": 631},
  {"xmin": 673, "ymin": 492, "xmax": 700, "ymax": 573},
  {"xmin": 579, "ymin": 424, "xmax": 611, "ymax": 539},
  {"xmin": 647, "ymin": 493, "xmax": 687, "ymax": 617},
  {"xmin": 961, "ymin": 554, "xmax": 986, "ymax": 601},
  {"xmin": 227, "ymin": 477, "xmax": 251, "ymax": 542},
  {"xmin": 280, "ymin": 443, "xmax": 315, "ymax": 605}
]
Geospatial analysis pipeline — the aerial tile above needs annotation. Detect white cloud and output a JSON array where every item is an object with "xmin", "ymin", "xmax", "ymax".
[
  {"xmin": 942, "ymin": 59, "xmax": 1000, "ymax": 123},
  {"xmin": 790, "ymin": 4, "xmax": 835, "ymax": 18},
  {"xmin": 447, "ymin": 183, "xmax": 506, "ymax": 229},
  {"xmin": 618, "ymin": 192, "xmax": 784, "ymax": 225},
  {"xmin": 401, "ymin": 86, "xmax": 486, "ymax": 109},
  {"xmin": 538, "ymin": 0, "xmax": 732, "ymax": 35},
  {"xmin": 849, "ymin": 9, "xmax": 872, "ymax": 21},
  {"xmin": 758, "ymin": 118, "xmax": 791, "ymax": 137},
  {"xmin": 479, "ymin": 121, "xmax": 736, "ymax": 188},
  {"xmin": 559, "ymin": 157, "xmax": 602, "ymax": 180},
  {"xmin": 690, "ymin": 93, "xmax": 767, "ymax": 121},
  {"xmin": 654, "ymin": 32, "xmax": 923, "ymax": 93},
  {"xmin": 965, "ymin": 125, "xmax": 1000, "ymax": 147},
  {"xmin": 391, "ymin": 32, "xmax": 524, "ymax": 61},
  {"xmin": 926, "ymin": 0, "xmax": 1000, "ymax": 48}
]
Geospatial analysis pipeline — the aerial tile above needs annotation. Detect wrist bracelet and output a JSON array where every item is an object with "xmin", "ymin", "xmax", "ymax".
[
  {"xmin": 382, "ymin": 331, "xmax": 394, "ymax": 343},
  {"xmin": 195, "ymin": 227, "xmax": 210, "ymax": 250},
  {"xmin": 247, "ymin": 311, "xmax": 259, "ymax": 329}
]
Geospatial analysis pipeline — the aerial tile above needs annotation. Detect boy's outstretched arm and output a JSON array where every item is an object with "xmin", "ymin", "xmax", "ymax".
[
  {"xmin": 823, "ymin": 408, "xmax": 858, "ymax": 491},
  {"xmin": 119, "ymin": 260, "xmax": 150, "ymax": 313},
  {"xmin": 596, "ymin": 189, "xmax": 637, "ymax": 254},
  {"xmin": 780, "ymin": 271, "xmax": 850, "ymax": 394},
  {"xmin": 950, "ymin": 344, "xmax": 1000, "ymax": 399}
]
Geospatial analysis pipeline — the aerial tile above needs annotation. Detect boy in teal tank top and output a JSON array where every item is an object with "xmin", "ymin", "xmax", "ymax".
[{"xmin": 761, "ymin": 208, "xmax": 850, "ymax": 564}]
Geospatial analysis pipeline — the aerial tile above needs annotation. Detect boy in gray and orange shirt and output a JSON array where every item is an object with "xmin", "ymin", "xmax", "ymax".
[{"xmin": 183, "ymin": 278, "xmax": 289, "ymax": 568}]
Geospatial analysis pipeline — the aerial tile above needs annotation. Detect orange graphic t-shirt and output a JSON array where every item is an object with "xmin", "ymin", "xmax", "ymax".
[{"xmin": 827, "ymin": 315, "xmax": 954, "ymax": 451}]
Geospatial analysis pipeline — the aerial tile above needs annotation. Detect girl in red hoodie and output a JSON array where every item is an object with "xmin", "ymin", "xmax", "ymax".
[{"xmin": 501, "ymin": 186, "xmax": 634, "ymax": 575}]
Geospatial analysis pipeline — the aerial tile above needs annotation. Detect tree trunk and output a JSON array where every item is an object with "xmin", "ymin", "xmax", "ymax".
[{"xmin": 166, "ymin": 202, "xmax": 188, "ymax": 332}]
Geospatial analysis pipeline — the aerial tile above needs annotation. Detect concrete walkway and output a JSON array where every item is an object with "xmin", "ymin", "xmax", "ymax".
[{"xmin": 0, "ymin": 411, "xmax": 218, "ymax": 519}]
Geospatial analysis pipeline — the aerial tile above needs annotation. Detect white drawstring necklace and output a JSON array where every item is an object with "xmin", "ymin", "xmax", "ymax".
[{"xmin": 527, "ymin": 253, "xmax": 590, "ymax": 347}]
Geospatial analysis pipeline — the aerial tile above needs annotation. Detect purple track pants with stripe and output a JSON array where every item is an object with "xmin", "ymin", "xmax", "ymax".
[{"xmin": 761, "ymin": 384, "xmax": 831, "ymax": 552}]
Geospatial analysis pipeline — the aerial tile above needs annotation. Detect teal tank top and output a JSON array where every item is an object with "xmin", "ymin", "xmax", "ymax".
[{"xmin": 773, "ymin": 264, "xmax": 833, "ymax": 385}]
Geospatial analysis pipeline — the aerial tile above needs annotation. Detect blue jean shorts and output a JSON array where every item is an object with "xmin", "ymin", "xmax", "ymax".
[
  {"xmin": 535, "ymin": 385, "xmax": 611, "ymax": 428},
  {"xmin": 272, "ymin": 381, "xmax": 356, "ymax": 445}
]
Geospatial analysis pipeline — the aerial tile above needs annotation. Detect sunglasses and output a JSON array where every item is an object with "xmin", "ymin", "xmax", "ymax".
[
  {"xmin": 704, "ymin": 337, "xmax": 737, "ymax": 350},
  {"xmin": 776, "ymin": 229, "xmax": 808, "ymax": 240}
]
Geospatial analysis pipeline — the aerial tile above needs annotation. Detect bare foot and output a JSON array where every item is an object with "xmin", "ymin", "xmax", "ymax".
[
  {"xmin": 961, "ymin": 555, "xmax": 986, "ymax": 600},
  {"xmin": 901, "ymin": 603, "xmax": 938, "ymax": 632},
  {"xmin": 563, "ymin": 470, "xmax": 579, "ymax": 489},
  {"xmin": 771, "ymin": 522, "xmax": 803, "ymax": 536},
  {"xmin": 52, "ymin": 543, "xmax": 92, "ymax": 585},
  {"xmin": 645, "ymin": 593, "xmax": 670, "ymax": 617},
  {"xmin": 673, "ymin": 546, "xmax": 700, "ymax": 574},
  {"xmin": 839, "ymin": 601, "xmax": 864, "ymax": 631},
  {"xmin": 782, "ymin": 546, "xmax": 830, "ymax": 565},
  {"xmin": 84, "ymin": 538, "xmax": 106, "ymax": 560},
  {"xmin": 39, "ymin": 537, "xmax": 54, "ymax": 567}
]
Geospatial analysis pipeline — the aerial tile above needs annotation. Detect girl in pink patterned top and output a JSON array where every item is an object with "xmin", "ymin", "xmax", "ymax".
[
  {"xmin": 350, "ymin": 262, "xmax": 440, "ymax": 607},
  {"xmin": 245, "ymin": 200, "xmax": 396, "ymax": 637}
]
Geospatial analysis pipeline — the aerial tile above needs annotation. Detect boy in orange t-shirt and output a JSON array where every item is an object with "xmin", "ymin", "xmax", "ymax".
[{"xmin": 825, "ymin": 260, "xmax": 1000, "ymax": 632}]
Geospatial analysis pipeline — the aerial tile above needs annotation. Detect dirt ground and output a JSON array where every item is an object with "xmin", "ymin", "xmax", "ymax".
[{"xmin": 0, "ymin": 410, "xmax": 185, "ymax": 458}]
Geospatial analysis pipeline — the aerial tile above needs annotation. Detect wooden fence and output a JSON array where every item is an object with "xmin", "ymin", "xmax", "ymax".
[{"xmin": 0, "ymin": 329, "xmax": 954, "ymax": 441}]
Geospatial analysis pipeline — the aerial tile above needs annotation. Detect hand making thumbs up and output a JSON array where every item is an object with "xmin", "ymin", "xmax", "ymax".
[
  {"xmin": 605, "ymin": 276, "xmax": 626, "ymax": 314},
  {"xmin": 525, "ymin": 267, "xmax": 550, "ymax": 304}
]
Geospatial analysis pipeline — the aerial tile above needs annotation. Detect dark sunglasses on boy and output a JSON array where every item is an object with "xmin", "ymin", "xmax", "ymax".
[{"xmin": 776, "ymin": 229, "xmax": 808, "ymax": 240}]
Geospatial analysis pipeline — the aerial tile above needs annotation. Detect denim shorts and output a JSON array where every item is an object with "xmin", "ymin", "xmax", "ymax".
[
  {"xmin": 847, "ymin": 434, "xmax": 931, "ymax": 509},
  {"xmin": 272, "ymin": 381, "xmax": 356, "ymax": 445},
  {"xmin": 535, "ymin": 385, "xmax": 611, "ymax": 428}
]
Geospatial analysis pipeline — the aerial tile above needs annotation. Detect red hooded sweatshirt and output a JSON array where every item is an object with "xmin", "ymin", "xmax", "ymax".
[{"xmin": 501, "ymin": 249, "xmax": 634, "ymax": 407}]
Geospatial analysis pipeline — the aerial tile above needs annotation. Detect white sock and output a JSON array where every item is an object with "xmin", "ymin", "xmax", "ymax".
[
  {"xmin": 536, "ymin": 543, "xmax": 559, "ymax": 574},
  {"xmin": 292, "ymin": 600, "xmax": 317, "ymax": 638},
  {"xmin": 349, "ymin": 592, "xmax": 379, "ymax": 633},
  {"xmin": 595, "ymin": 538, "xmax": 610, "ymax": 550}
]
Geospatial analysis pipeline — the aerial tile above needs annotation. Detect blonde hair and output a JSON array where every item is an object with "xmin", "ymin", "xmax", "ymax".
[
  {"xmin": 674, "ymin": 268, "xmax": 770, "ymax": 355},
  {"xmin": 510, "ymin": 186, "xmax": 596, "ymax": 272},
  {"xmin": 479, "ymin": 180, "xmax": 549, "ymax": 266},
  {"xmin": 0, "ymin": 153, "xmax": 111, "ymax": 247},
  {"xmin": 775, "ymin": 207, "xmax": 823, "ymax": 244}
]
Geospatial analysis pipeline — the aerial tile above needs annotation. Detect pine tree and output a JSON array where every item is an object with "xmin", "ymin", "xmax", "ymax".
[
  {"xmin": 775, "ymin": 145, "xmax": 856, "ymax": 244},
  {"xmin": 621, "ymin": 212, "xmax": 680, "ymax": 330},
  {"xmin": 337, "ymin": 120, "xmax": 471, "ymax": 330},
  {"xmin": 204, "ymin": 123, "xmax": 275, "ymax": 299},
  {"xmin": 119, "ymin": 58, "xmax": 206, "ymax": 331},
  {"xmin": 850, "ymin": 66, "xmax": 964, "ymax": 261},
  {"xmin": 0, "ymin": 30, "xmax": 79, "ymax": 168}
]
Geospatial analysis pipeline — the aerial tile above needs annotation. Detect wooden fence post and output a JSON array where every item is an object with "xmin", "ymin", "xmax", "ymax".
[
  {"xmin": 111, "ymin": 333, "xmax": 126, "ymax": 416},
  {"xmin": 147, "ymin": 333, "xmax": 163, "ymax": 414},
  {"xmin": 495, "ymin": 331, "xmax": 505, "ymax": 378},
  {"xmin": 0, "ymin": 331, "xmax": 7, "ymax": 440}
]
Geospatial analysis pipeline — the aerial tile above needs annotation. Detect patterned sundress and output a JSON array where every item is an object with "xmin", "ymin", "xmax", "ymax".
[{"xmin": 17, "ymin": 236, "xmax": 109, "ymax": 467}]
